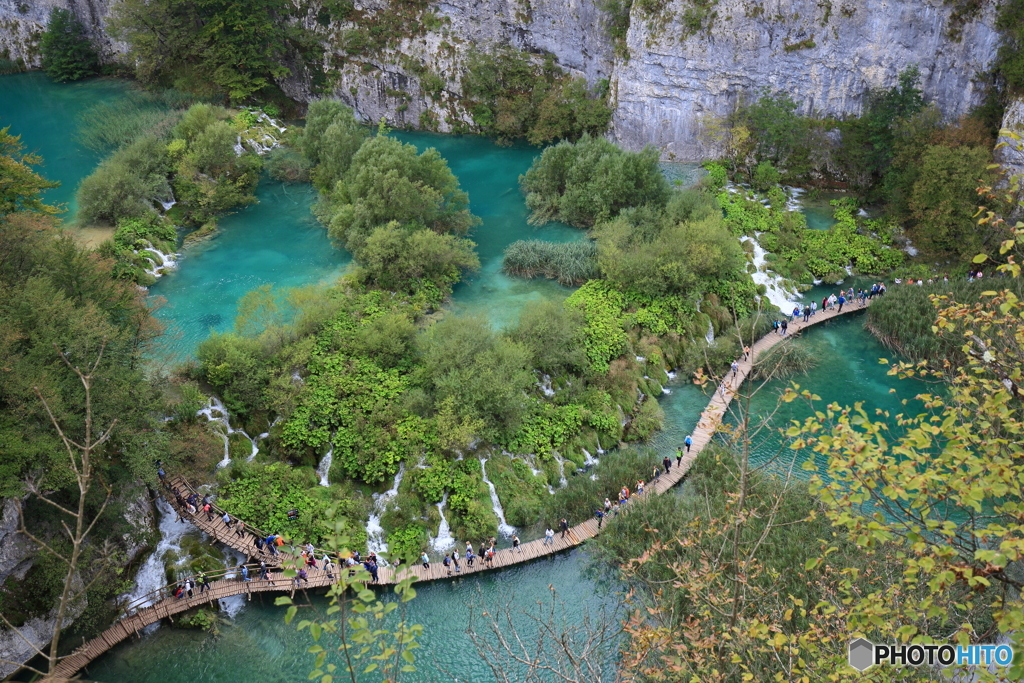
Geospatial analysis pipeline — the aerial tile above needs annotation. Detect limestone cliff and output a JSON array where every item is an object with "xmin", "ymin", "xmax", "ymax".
[{"xmin": 0, "ymin": 0, "xmax": 1005, "ymax": 158}]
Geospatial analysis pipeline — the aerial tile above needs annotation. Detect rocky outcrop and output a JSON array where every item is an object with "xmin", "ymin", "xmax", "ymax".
[
  {"xmin": 0, "ymin": 0, "xmax": 123, "ymax": 67},
  {"xmin": 0, "ymin": 0, "xmax": 1004, "ymax": 160},
  {"xmin": 997, "ymin": 99, "xmax": 1024, "ymax": 185},
  {"xmin": 0, "ymin": 572, "xmax": 86, "ymax": 680},
  {"xmin": 0, "ymin": 498, "xmax": 32, "ymax": 585},
  {"xmin": 609, "ymin": 0, "xmax": 1002, "ymax": 159}
]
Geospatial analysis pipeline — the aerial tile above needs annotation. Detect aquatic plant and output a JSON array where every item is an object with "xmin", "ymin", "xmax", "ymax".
[
  {"xmin": 749, "ymin": 339, "xmax": 818, "ymax": 381},
  {"xmin": 501, "ymin": 239, "xmax": 598, "ymax": 285}
]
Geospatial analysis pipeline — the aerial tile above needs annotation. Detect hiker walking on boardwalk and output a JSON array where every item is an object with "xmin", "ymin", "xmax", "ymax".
[
  {"xmin": 780, "ymin": 319, "xmax": 788, "ymax": 335},
  {"xmin": 663, "ymin": 456, "xmax": 672, "ymax": 473},
  {"xmin": 560, "ymin": 518, "xmax": 569, "ymax": 538},
  {"xmin": 197, "ymin": 571, "xmax": 210, "ymax": 593},
  {"xmin": 222, "ymin": 512, "xmax": 232, "ymax": 528},
  {"xmin": 810, "ymin": 300, "xmax": 817, "ymax": 316},
  {"xmin": 675, "ymin": 447, "xmax": 683, "ymax": 466},
  {"xmin": 260, "ymin": 561, "xmax": 271, "ymax": 581},
  {"xmin": 544, "ymin": 528, "xmax": 554, "ymax": 545},
  {"xmin": 444, "ymin": 554, "xmax": 453, "ymax": 575},
  {"xmin": 604, "ymin": 497, "xmax": 612, "ymax": 513},
  {"xmin": 791, "ymin": 305, "xmax": 801, "ymax": 321},
  {"xmin": 512, "ymin": 535, "xmax": 522, "ymax": 553},
  {"xmin": 323, "ymin": 554, "xmax": 335, "ymax": 580},
  {"xmin": 837, "ymin": 293, "xmax": 846, "ymax": 313},
  {"xmin": 239, "ymin": 564, "xmax": 251, "ymax": 582},
  {"xmin": 595, "ymin": 509, "xmax": 605, "ymax": 529},
  {"xmin": 685, "ymin": 435, "xmax": 692, "ymax": 454},
  {"xmin": 731, "ymin": 360, "xmax": 739, "ymax": 378},
  {"xmin": 421, "ymin": 552, "xmax": 430, "ymax": 570},
  {"xmin": 452, "ymin": 549, "xmax": 462, "ymax": 572},
  {"xmin": 803, "ymin": 304, "xmax": 810, "ymax": 322},
  {"xmin": 294, "ymin": 568, "xmax": 309, "ymax": 588}
]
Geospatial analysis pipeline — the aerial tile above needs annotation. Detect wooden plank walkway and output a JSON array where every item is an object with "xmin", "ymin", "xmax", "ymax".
[{"xmin": 46, "ymin": 297, "xmax": 873, "ymax": 681}]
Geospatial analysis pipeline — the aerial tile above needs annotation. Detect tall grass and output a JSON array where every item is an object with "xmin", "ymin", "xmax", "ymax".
[
  {"xmin": 76, "ymin": 89, "xmax": 198, "ymax": 152},
  {"xmin": 751, "ymin": 339, "xmax": 818, "ymax": 380},
  {"xmin": 502, "ymin": 239, "xmax": 598, "ymax": 285},
  {"xmin": 867, "ymin": 277, "xmax": 1024, "ymax": 362},
  {"xmin": 0, "ymin": 58, "xmax": 25, "ymax": 75}
]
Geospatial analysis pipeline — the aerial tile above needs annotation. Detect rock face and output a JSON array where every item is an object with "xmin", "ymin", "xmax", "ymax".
[
  {"xmin": 997, "ymin": 99, "xmax": 1024, "ymax": 185},
  {"xmin": 0, "ymin": 0, "xmax": 1003, "ymax": 159},
  {"xmin": 0, "ymin": 498, "xmax": 32, "ymax": 585},
  {"xmin": 0, "ymin": 573, "xmax": 87, "ymax": 680},
  {"xmin": 0, "ymin": 0, "xmax": 123, "ymax": 66},
  {"xmin": 609, "ymin": 0, "xmax": 1002, "ymax": 159}
]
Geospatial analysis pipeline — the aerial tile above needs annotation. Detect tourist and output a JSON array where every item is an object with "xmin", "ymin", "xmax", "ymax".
[
  {"xmin": 604, "ymin": 497, "xmax": 612, "ymax": 513},
  {"xmin": 803, "ymin": 304, "xmax": 810, "ymax": 322},
  {"xmin": 306, "ymin": 553, "xmax": 318, "ymax": 570},
  {"xmin": 512, "ymin": 535, "xmax": 522, "ymax": 553},
  {"xmin": 260, "ymin": 561, "xmax": 271, "ymax": 581},
  {"xmin": 662, "ymin": 456, "xmax": 671, "ymax": 474},
  {"xmin": 811, "ymin": 300, "xmax": 817, "ymax": 316},
  {"xmin": 743, "ymin": 345, "xmax": 751, "ymax": 360},
  {"xmin": 305, "ymin": 542, "xmax": 315, "ymax": 556},
  {"xmin": 560, "ymin": 518, "xmax": 569, "ymax": 538},
  {"xmin": 452, "ymin": 549, "xmax": 462, "ymax": 572},
  {"xmin": 544, "ymin": 528, "xmax": 554, "ymax": 545},
  {"xmin": 197, "ymin": 571, "xmax": 210, "ymax": 593},
  {"xmin": 222, "ymin": 512, "xmax": 232, "ymax": 528},
  {"xmin": 485, "ymin": 547, "xmax": 495, "ymax": 566},
  {"xmin": 791, "ymin": 305, "xmax": 801, "ymax": 321},
  {"xmin": 420, "ymin": 552, "xmax": 429, "ymax": 570},
  {"xmin": 183, "ymin": 578, "xmax": 193, "ymax": 598},
  {"xmin": 652, "ymin": 465, "xmax": 660, "ymax": 482},
  {"xmin": 235, "ymin": 520, "xmax": 245, "ymax": 538},
  {"xmin": 637, "ymin": 480, "xmax": 645, "ymax": 495},
  {"xmin": 479, "ymin": 542, "xmax": 488, "ymax": 560},
  {"xmin": 239, "ymin": 564, "xmax": 251, "ymax": 582},
  {"xmin": 322, "ymin": 555, "xmax": 334, "ymax": 580},
  {"xmin": 847, "ymin": 287, "xmax": 855, "ymax": 301},
  {"xmin": 254, "ymin": 536, "xmax": 265, "ymax": 555},
  {"xmin": 675, "ymin": 447, "xmax": 683, "ymax": 466},
  {"xmin": 466, "ymin": 546, "xmax": 476, "ymax": 567},
  {"xmin": 943, "ymin": 274, "xmax": 949, "ymax": 283},
  {"xmin": 731, "ymin": 359, "xmax": 739, "ymax": 377},
  {"xmin": 685, "ymin": 434, "xmax": 692, "ymax": 454},
  {"xmin": 821, "ymin": 296, "xmax": 828, "ymax": 312},
  {"xmin": 780, "ymin": 319, "xmax": 788, "ymax": 336},
  {"xmin": 294, "ymin": 568, "xmax": 309, "ymax": 588},
  {"xmin": 773, "ymin": 319, "xmax": 780, "ymax": 334},
  {"xmin": 595, "ymin": 508, "xmax": 605, "ymax": 529},
  {"xmin": 611, "ymin": 501, "xmax": 620, "ymax": 516},
  {"xmin": 203, "ymin": 503, "xmax": 213, "ymax": 521},
  {"xmin": 837, "ymin": 293, "xmax": 846, "ymax": 313},
  {"xmin": 443, "ymin": 554, "xmax": 452, "ymax": 575}
]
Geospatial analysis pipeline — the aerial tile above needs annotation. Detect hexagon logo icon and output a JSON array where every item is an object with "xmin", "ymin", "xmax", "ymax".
[{"xmin": 849, "ymin": 638, "xmax": 875, "ymax": 672}]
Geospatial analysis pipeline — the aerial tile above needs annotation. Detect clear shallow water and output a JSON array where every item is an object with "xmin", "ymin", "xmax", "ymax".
[
  {"xmin": 651, "ymin": 313, "xmax": 924, "ymax": 475},
  {"xmin": 86, "ymin": 549, "xmax": 618, "ymax": 683},
  {"xmin": 392, "ymin": 131, "xmax": 583, "ymax": 329},
  {"xmin": 0, "ymin": 72, "xmax": 132, "ymax": 215},
  {"xmin": 149, "ymin": 180, "xmax": 349, "ymax": 364}
]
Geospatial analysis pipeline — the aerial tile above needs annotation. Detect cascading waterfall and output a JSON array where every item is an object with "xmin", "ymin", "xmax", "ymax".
[
  {"xmin": 429, "ymin": 493, "xmax": 456, "ymax": 552},
  {"xmin": 479, "ymin": 458, "xmax": 516, "ymax": 537},
  {"xmin": 553, "ymin": 453, "xmax": 568, "ymax": 488},
  {"xmin": 249, "ymin": 417, "xmax": 279, "ymax": 462},
  {"xmin": 705, "ymin": 321, "xmax": 715, "ymax": 345},
  {"xmin": 316, "ymin": 445, "xmax": 334, "ymax": 487},
  {"xmin": 219, "ymin": 548, "xmax": 248, "ymax": 618},
  {"xmin": 196, "ymin": 397, "xmax": 259, "ymax": 468},
  {"xmin": 365, "ymin": 464, "xmax": 405, "ymax": 554},
  {"xmin": 135, "ymin": 240, "xmax": 179, "ymax": 281},
  {"xmin": 121, "ymin": 498, "xmax": 190, "ymax": 630},
  {"xmin": 741, "ymin": 236, "xmax": 799, "ymax": 311}
]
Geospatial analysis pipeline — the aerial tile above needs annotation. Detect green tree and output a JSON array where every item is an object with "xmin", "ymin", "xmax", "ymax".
[
  {"xmin": 356, "ymin": 221, "xmax": 480, "ymax": 296},
  {"xmin": 0, "ymin": 128, "xmax": 59, "ymax": 218},
  {"xmin": 319, "ymin": 135, "xmax": 478, "ymax": 254},
  {"xmin": 76, "ymin": 136, "xmax": 170, "ymax": 225},
  {"xmin": 40, "ymin": 8, "xmax": 99, "ymax": 83},
  {"xmin": 520, "ymin": 134, "xmax": 669, "ymax": 227},
  {"xmin": 300, "ymin": 99, "xmax": 368, "ymax": 191},
  {"xmin": 907, "ymin": 144, "xmax": 994, "ymax": 255}
]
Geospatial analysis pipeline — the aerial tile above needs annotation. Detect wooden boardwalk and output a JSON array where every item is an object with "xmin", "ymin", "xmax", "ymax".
[{"xmin": 47, "ymin": 297, "xmax": 872, "ymax": 681}]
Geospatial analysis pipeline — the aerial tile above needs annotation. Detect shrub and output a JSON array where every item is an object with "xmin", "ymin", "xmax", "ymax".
[
  {"xmin": 520, "ymin": 134, "xmax": 669, "ymax": 227},
  {"xmin": 76, "ymin": 136, "xmax": 170, "ymax": 225},
  {"xmin": 300, "ymin": 99, "xmax": 368, "ymax": 191},
  {"xmin": 40, "ymin": 8, "xmax": 98, "ymax": 82},
  {"xmin": 265, "ymin": 146, "xmax": 311, "ymax": 183}
]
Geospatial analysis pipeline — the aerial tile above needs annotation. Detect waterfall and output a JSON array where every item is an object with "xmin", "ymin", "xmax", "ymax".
[
  {"xmin": 135, "ymin": 240, "xmax": 179, "ymax": 282},
  {"xmin": 594, "ymin": 435, "xmax": 605, "ymax": 456},
  {"xmin": 365, "ymin": 464, "xmax": 405, "ymax": 554},
  {"xmin": 741, "ymin": 235, "xmax": 799, "ymax": 310},
  {"xmin": 218, "ymin": 547, "xmax": 248, "ymax": 618},
  {"xmin": 249, "ymin": 416, "xmax": 279, "ymax": 462},
  {"xmin": 196, "ymin": 397, "xmax": 259, "ymax": 468},
  {"xmin": 479, "ymin": 458, "xmax": 516, "ymax": 537},
  {"xmin": 705, "ymin": 321, "xmax": 715, "ymax": 345},
  {"xmin": 553, "ymin": 453, "xmax": 568, "ymax": 488},
  {"xmin": 316, "ymin": 445, "xmax": 333, "ymax": 487},
  {"xmin": 582, "ymin": 448, "xmax": 599, "ymax": 467},
  {"xmin": 121, "ymin": 498, "xmax": 191, "ymax": 627},
  {"xmin": 429, "ymin": 493, "xmax": 456, "ymax": 552},
  {"xmin": 536, "ymin": 373, "xmax": 555, "ymax": 397}
]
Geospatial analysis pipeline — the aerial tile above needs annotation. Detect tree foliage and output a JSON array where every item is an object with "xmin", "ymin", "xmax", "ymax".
[
  {"xmin": 40, "ymin": 8, "xmax": 99, "ymax": 83},
  {"xmin": 520, "ymin": 134, "xmax": 669, "ymax": 227},
  {"xmin": 462, "ymin": 48, "xmax": 612, "ymax": 145}
]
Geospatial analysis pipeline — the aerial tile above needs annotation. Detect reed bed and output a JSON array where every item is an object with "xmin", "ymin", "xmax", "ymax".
[
  {"xmin": 502, "ymin": 239, "xmax": 598, "ymax": 286},
  {"xmin": 76, "ymin": 89, "xmax": 197, "ymax": 151}
]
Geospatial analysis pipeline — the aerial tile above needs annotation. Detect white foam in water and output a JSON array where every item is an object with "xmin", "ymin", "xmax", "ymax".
[
  {"xmin": 196, "ymin": 396, "xmax": 259, "ymax": 468},
  {"xmin": 741, "ymin": 236, "xmax": 799, "ymax": 311},
  {"xmin": 479, "ymin": 458, "xmax": 516, "ymax": 537},
  {"xmin": 365, "ymin": 464, "xmax": 405, "ymax": 554},
  {"xmin": 135, "ymin": 240, "xmax": 179, "ymax": 282},
  {"xmin": 316, "ymin": 445, "xmax": 333, "ymax": 487},
  {"xmin": 536, "ymin": 373, "xmax": 555, "ymax": 397},
  {"xmin": 218, "ymin": 548, "xmax": 248, "ymax": 619},
  {"xmin": 429, "ymin": 493, "xmax": 456, "ymax": 552},
  {"xmin": 553, "ymin": 453, "xmax": 568, "ymax": 488},
  {"xmin": 120, "ymin": 498, "xmax": 191, "ymax": 632},
  {"xmin": 705, "ymin": 321, "xmax": 715, "ymax": 345},
  {"xmin": 582, "ymin": 448, "xmax": 599, "ymax": 467}
]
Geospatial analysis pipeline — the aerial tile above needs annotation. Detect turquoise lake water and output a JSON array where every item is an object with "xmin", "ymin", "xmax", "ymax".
[{"xmin": 0, "ymin": 72, "xmax": 928, "ymax": 683}]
